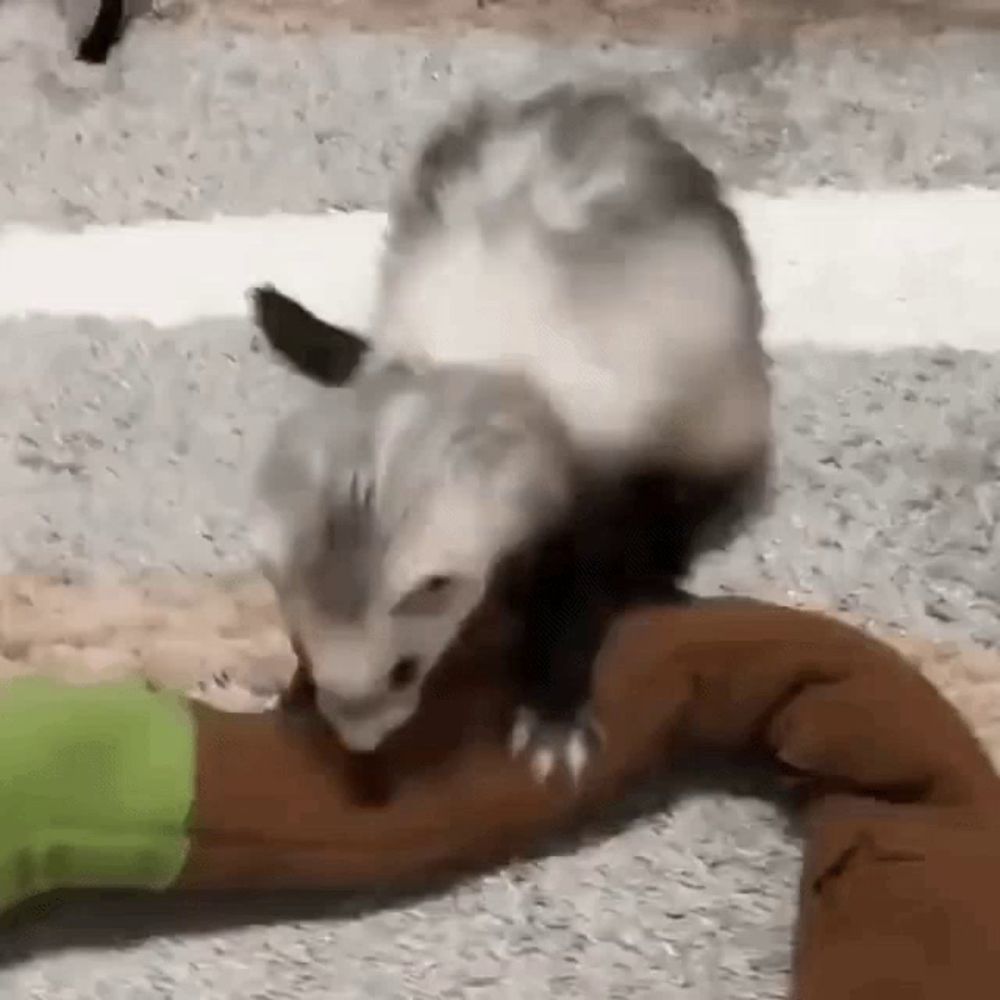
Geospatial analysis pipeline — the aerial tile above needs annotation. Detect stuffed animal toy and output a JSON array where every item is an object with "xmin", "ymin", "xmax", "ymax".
[{"xmin": 2, "ymin": 598, "xmax": 999, "ymax": 999}]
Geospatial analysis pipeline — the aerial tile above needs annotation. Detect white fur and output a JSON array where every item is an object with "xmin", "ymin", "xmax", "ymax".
[{"xmin": 375, "ymin": 217, "xmax": 763, "ymax": 472}]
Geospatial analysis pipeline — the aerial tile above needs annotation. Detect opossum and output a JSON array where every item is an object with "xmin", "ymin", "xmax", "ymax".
[{"xmin": 251, "ymin": 83, "xmax": 772, "ymax": 782}]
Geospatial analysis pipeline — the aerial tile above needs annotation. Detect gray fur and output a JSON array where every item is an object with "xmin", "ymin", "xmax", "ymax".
[{"xmin": 384, "ymin": 83, "xmax": 764, "ymax": 345}]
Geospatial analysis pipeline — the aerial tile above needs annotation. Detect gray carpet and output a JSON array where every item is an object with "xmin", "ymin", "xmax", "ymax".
[
  {"xmin": 3, "ymin": 321, "xmax": 998, "ymax": 649},
  {"xmin": 2, "ymin": 337, "xmax": 998, "ymax": 998},
  {"xmin": 5, "ymin": 0, "xmax": 1000, "ymax": 230}
]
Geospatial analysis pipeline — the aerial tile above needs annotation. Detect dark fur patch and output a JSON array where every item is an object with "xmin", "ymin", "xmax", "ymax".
[
  {"xmin": 503, "ymin": 461, "xmax": 767, "ymax": 724},
  {"xmin": 250, "ymin": 285, "xmax": 371, "ymax": 387}
]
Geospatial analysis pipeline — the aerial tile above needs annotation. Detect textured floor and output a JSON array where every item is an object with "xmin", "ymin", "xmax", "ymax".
[
  {"xmin": 2, "ymin": 335, "xmax": 998, "ymax": 998},
  {"xmin": 5, "ymin": 1, "xmax": 1000, "ymax": 230},
  {"xmin": 2, "ymin": 1, "xmax": 999, "ymax": 997},
  {"xmin": 178, "ymin": 0, "xmax": 1000, "ymax": 39}
]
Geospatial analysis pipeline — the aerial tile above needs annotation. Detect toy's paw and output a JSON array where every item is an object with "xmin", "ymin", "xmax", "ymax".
[
  {"xmin": 509, "ymin": 706, "xmax": 603, "ymax": 785},
  {"xmin": 191, "ymin": 671, "xmax": 281, "ymax": 713}
]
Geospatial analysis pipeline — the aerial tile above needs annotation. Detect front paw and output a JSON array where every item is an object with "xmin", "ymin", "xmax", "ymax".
[
  {"xmin": 191, "ymin": 671, "xmax": 281, "ymax": 713},
  {"xmin": 509, "ymin": 706, "xmax": 603, "ymax": 785}
]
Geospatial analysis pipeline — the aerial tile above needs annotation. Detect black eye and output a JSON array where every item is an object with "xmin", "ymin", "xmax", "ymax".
[
  {"xmin": 424, "ymin": 575, "xmax": 451, "ymax": 593},
  {"xmin": 389, "ymin": 656, "xmax": 419, "ymax": 690}
]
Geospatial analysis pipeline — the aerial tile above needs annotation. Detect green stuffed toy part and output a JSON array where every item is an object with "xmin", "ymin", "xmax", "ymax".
[{"xmin": 0, "ymin": 676, "xmax": 196, "ymax": 915}]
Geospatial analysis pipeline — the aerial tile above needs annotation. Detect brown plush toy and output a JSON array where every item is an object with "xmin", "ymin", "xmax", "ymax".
[{"xmin": 3, "ymin": 598, "xmax": 999, "ymax": 1000}]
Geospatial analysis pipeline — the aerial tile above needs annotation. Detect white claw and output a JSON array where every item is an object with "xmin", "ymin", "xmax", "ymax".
[
  {"xmin": 190, "ymin": 676, "xmax": 280, "ymax": 714},
  {"xmin": 566, "ymin": 730, "xmax": 591, "ymax": 785},
  {"xmin": 530, "ymin": 746, "xmax": 557, "ymax": 783},
  {"xmin": 509, "ymin": 707, "xmax": 601, "ymax": 786},
  {"xmin": 509, "ymin": 708, "xmax": 535, "ymax": 757}
]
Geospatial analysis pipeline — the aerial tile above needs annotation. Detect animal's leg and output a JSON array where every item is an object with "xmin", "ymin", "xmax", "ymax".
[
  {"xmin": 509, "ymin": 523, "xmax": 612, "ymax": 785},
  {"xmin": 508, "ymin": 468, "xmax": 743, "ymax": 784}
]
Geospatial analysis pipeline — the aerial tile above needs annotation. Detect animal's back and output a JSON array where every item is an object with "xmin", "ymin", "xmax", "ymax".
[{"xmin": 372, "ymin": 85, "xmax": 769, "ymax": 476}]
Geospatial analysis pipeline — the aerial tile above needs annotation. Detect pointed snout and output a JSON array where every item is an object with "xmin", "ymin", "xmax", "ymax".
[{"xmin": 315, "ymin": 687, "xmax": 419, "ymax": 752}]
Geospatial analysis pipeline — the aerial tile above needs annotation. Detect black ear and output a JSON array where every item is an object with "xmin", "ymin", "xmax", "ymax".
[
  {"xmin": 76, "ymin": 0, "xmax": 127, "ymax": 64},
  {"xmin": 250, "ymin": 285, "xmax": 372, "ymax": 387}
]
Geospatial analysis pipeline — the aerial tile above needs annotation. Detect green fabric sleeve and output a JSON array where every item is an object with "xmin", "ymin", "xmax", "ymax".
[{"xmin": 0, "ymin": 677, "xmax": 196, "ymax": 915}]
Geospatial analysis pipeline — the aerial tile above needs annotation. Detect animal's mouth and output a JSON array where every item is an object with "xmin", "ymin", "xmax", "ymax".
[
  {"xmin": 285, "ymin": 633, "xmax": 394, "ymax": 809},
  {"xmin": 332, "ymin": 692, "xmax": 395, "ymax": 721},
  {"xmin": 325, "ymin": 703, "xmax": 414, "ymax": 754},
  {"xmin": 284, "ymin": 633, "xmax": 414, "ymax": 751}
]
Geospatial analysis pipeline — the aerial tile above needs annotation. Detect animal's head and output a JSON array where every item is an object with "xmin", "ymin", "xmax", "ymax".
[
  {"xmin": 296, "ymin": 513, "xmax": 509, "ymax": 750},
  {"xmin": 254, "ymin": 389, "xmax": 566, "ymax": 752},
  {"xmin": 249, "ymin": 287, "xmax": 571, "ymax": 750},
  {"xmin": 270, "ymin": 496, "xmax": 496, "ymax": 752}
]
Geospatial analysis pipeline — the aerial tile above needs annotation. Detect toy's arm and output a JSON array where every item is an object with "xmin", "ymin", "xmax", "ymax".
[{"xmin": 0, "ymin": 677, "xmax": 195, "ymax": 914}]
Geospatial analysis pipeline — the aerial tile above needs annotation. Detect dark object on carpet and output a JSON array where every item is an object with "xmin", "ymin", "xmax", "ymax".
[{"xmin": 76, "ymin": 0, "xmax": 127, "ymax": 64}]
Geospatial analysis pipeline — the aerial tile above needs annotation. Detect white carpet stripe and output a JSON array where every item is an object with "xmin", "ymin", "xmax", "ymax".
[{"xmin": 1, "ymin": 190, "xmax": 999, "ymax": 351}]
